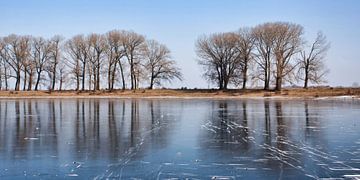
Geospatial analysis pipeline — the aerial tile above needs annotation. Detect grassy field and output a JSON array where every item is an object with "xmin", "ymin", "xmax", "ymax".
[{"xmin": 0, "ymin": 87, "xmax": 359, "ymax": 98}]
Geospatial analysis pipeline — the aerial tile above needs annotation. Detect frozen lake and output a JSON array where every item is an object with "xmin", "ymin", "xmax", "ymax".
[{"xmin": 0, "ymin": 98, "xmax": 359, "ymax": 179}]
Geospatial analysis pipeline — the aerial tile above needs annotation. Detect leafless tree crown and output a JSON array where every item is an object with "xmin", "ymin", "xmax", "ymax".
[
  {"xmin": 196, "ymin": 22, "xmax": 329, "ymax": 90},
  {"xmin": 0, "ymin": 30, "xmax": 183, "ymax": 91}
]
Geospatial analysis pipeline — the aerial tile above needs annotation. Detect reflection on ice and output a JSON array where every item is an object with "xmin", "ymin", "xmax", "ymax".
[{"xmin": 0, "ymin": 99, "xmax": 359, "ymax": 179}]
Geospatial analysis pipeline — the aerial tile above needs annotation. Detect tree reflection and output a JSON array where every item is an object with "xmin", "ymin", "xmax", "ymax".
[
  {"xmin": 304, "ymin": 101, "xmax": 324, "ymax": 144},
  {"xmin": 218, "ymin": 101, "xmax": 230, "ymax": 143},
  {"xmin": 275, "ymin": 101, "xmax": 287, "ymax": 151},
  {"xmin": 49, "ymin": 100, "xmax": 57, "ymax": 135},
  {"xmin": 304, "ymin": 101, "xmax": 312, "ymax": 138},
  {"xmin": 93, "ymin": 100, "xmax": 100, "ymax": 143},
  {"xmin": 46, "ymin": 100, "xmax": 58, "ymax": 157},
  {"xmin": 75, "ymin": 99, "xmax": 86, "ymax": 151},
  {"xmin": 0, "ymin": 99, "xmax": 357, "ymax": 179},
  {"xmin": 240, "ymin": 101, "xmax": 250, "ymax": 150},
  {"xmin": 199, "ymin": 100, "xmax": 250, "ymax": 153},
  {"xmin": 108, "ymin": 100, "xmax": 118, "ymax": 158},
  {"xmin": 15, "ymin": 100, "xmax": 20, "ymax": 138},
  {"xmin": 14, "ymin": 100, "xmax": 25, "ymax": 158},
  {"xmin": 2, "ymin": 99, "xmax": 180, "ymax": 163},
  {"xmin": 264, "ymin": 100, "xmax": 271, "ymax": 145},
  {"xmin": 0, "ymin": 101, "xmax": 9, "ymax": 158},
  {"xmin": 130, "ymin": 100, "xmax": 140, "ymax": 147}
]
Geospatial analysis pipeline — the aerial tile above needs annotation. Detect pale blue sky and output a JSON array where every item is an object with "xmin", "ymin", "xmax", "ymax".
[{"xmin": 1, "ymin": 0, "xmax": 359, "ymax": 88}]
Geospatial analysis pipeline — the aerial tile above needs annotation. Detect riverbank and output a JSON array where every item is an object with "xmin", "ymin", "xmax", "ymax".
[{"xmin": 0, "ymin": 88, "xmax": 359, "ymax": 99}]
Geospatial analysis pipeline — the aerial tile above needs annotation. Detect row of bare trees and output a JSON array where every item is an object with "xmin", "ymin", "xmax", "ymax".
[
  {"xmin": 196, "ymin": 22, "xmax": 330, "ymax": 90},
  {"xmin": 0, "ymin": 35, "xmax": 63, "ymax": 91},
  {"xmin": 0, "ymin": 30, "xmax": 182, "ymax": 91}
]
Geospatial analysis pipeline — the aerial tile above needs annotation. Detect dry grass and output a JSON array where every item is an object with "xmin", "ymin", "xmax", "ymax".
[{"xmin": 0, "ymin": 87, "xmax": 359, "ymax": 98}]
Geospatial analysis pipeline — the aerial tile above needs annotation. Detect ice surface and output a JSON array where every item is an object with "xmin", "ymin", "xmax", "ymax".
[{"xmin": 0, "ymin": 99, "xmax": 359, "ymax": 179}]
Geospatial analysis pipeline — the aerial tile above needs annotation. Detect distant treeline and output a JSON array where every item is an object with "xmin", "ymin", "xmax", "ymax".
[
  {"xmin": 196, "ymin": 22, "xmax": 330, "ymax": 90},
  {"xmin": 0, "ymin": 22, "xmax": 329, "ymax": 91},
  {"xmin": 0, "ymin": 31, "xmax": 182, "ymax": 91}
]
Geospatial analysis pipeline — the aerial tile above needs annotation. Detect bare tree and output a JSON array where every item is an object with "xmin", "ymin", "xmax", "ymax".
[
  {"xmin": 236, "ymin": 28, "xmax": 255, "ymax": 89},
  {"xmin": 32, "ymin": 37, "xmax": 52, "ymax": 90},
  {"xmin": 196, "ymin": 32, "xmax": 242, "ymax": 90},
  {"xmin": 58, "ymin": 63, "xmax": 67, "ymax": 91},
  {"xmin": 79, "ymin": 35, "xmax": 90, "ymax": 91},
  {"xmin": 106, "ymin": 30, "xmax": 126, "ymax": 90},
  {"xmin": 122, "ymin": 31, "xmax": 145, "ymax": 90},
  {"xmin": 298, "ymin": 32, "xmax": 330, "ymax": 88},
  {"xmin": 17, "ymin": 37, "xmax": 35, "ymax": 91},
  {"xmin": 65, "ymin": 35, "xmax": 83, "ymax": 91},
  {"xmin": 272, "ymin": 22, "xmax": 304, "ymax": 91},
  {"xmin": 0, "ymin": 38, "xmax": 4, "ymax": 90},
  {"xmin": 87, "ymin": 57, "xmax": 93, "ymax": 90},
  {"xmin": 2, "ymin": 35, "xmax": 31, "ymax": 91},
  {"xmin": 48, "ymin": 35, "xmax": 63, "ymax": 91},
  {"xmin": 0, "ymin": 58, "xmax": 11, "ymax": 90},
  {"xmin": 65, "ymin": 35, "xmax": 90, "ymax": 91},
  {"xmin": 1, "ymin": 30, "xmax": 181, "ymax": 91},
  {"xmin": 88, "ymin": 33, "xmax": 106, "ymax": 91},
  {"xmin": 0, "ymin": 38, "xmax": 11, "ymax": 90},
  {"xmin": 22, "ymin": 57, "xmax": 30, "ymax": 91},
  {"xmin": 252, "ymin": 23, "xmax": 277, "ymax": 90},
  {"xmin": 23, "ymin": 56, "xmax": 36, "ymax": 91},
  {"xmin": 143, "ymin": 40, "xmax": 182, "ymax": 89}
]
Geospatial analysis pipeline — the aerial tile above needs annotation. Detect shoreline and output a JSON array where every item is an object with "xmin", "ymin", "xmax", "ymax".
[
  {"xmin": 0, "ymin": 96, "xmax": 358, "ymax": 100},
  {"xmin": 0, "ymin": 88, "xmax": 359, "ymax": 100}
]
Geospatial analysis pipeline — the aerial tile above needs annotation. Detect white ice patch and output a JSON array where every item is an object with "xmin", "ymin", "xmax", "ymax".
[
  {"xmin": 211, "ymin": 175, "xmax": 235, "ymax": 179},
  {"xmin": 24, "ymin": 137, "xmax": 39, "ymax": 140},
  {"xmin": 329, "ymin": 167, "xmax": 360, "ymax": 171},
  {"xmin": 343, "ymin": 174, "xmax": 360, "ymax": 179},
  {"xmin": 253, "ymin": 159, "xmax": 268, "ymax": 163}
]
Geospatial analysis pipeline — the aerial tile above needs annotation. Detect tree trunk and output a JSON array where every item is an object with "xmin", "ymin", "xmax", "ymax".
[
  {"xmin": 51, "ymin": 65, "xmax": 57, "ymax": 91},
  {"xmin": 4, "ymin": 69, "xmax": 8, "ymax": 91},
  {"xmin": 59, "ymin": 76, "xmax": 63, "ymax": 91},
  {"xmin": 264, "ymin": 60, "xmax": 269, "ymax": 90},
  {"xmin": 88, "ymin": 70, "xmax": 92, "ymax": 91},
  {"xmin": 265, "ymin": 54, "xmax": 272, "ymax": 90},
  {"xmin": 108, "ymin": 64, "xmax": 112, "ymax": 90},
  {"xmin": 134, "ymin": 70, "xmax": 139, "ymax": 89},
  {"xmin": 76, "ymin": 75, "xmax": 79, "ymax": 91},
  {"xmin": 81, "ymin": 62, "xmax": 86, "ymax": 91},
  {"xmin": 35, "ymin": 72, "xmax": 41, "ymax": 91},
  {"xmin": 216, "ymin": 66, "xmax": 222, "ymax": 90},
  {"xmin": 149, "ymin": 74, "xmax": 154, "ymax": 90},
  {"xmin": 27, "ymin": 72, "xmax": 33, "ymax": 91},
  {"xmin": 96, "ymin": 59, "xmax": 100, "ymax": 90},
  {"xmin": 264, "ymin": 74, "xmax": 268, "ymax": 90},
  {"xmin": 111, "ymin": 62, "xmax": 117, "ymax": 90},
  {"xmin": 275, "ymin": 76, "xmax": 282, "ymax": 91},
  {"xmin": 119, "ymin": 62, "xmax": 126, "ymax": 90},
  {"xmin": 15, "ymin": 71, "xmax": 20, "ymax": 91},
  {"xmin": 242, "ymin": 65, "xmax": 248, "ymax": 89},
  {"xmin": 130, "ymin": 58, "xmax": 134, "ymax": 90},
  {"xmin": 23, "ymin": 70, "xmax": 27, "ymax": 91},
  {"xmin": 304, "ymin": 77, "xmax": 308, "ymax": 89},
  {"xmin": 304, "ymin": 63, "xmax": 309, "ymax": 89},
  {"xmin": 133, "ymin": 72, "xmax": 136, "ymax": 89},
  {"xmin": 224, "ymin": 80, "xmax": 228, "ymax": 90},
  {"xmin": 218, "ymin": 75, "xmax": 223, "ymax": 90},
  {"xmin": 92, "ymin": 67, "xmax": 96, "ymax": 91},
  {"xmin": 275, "ymin": 55, "xmax": 283, "ymax": 91}
]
